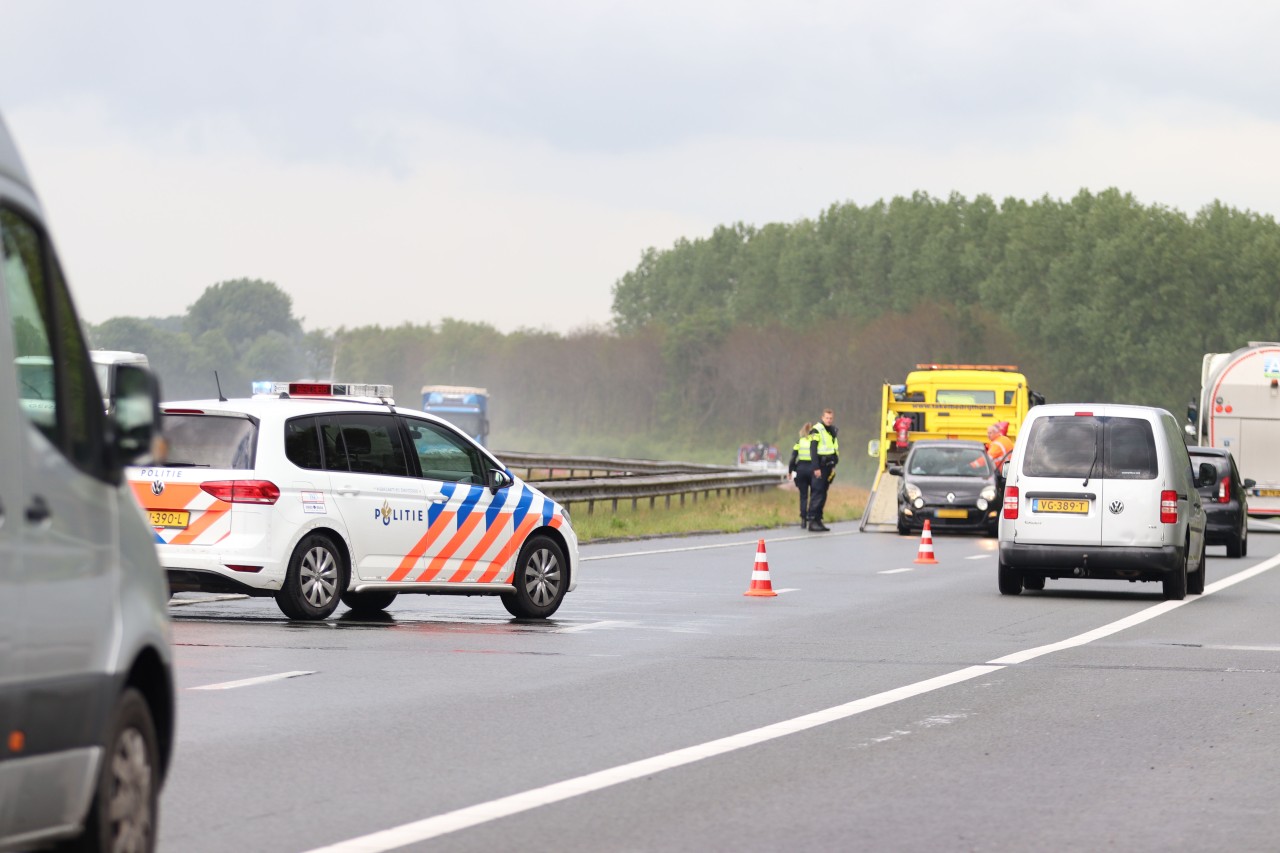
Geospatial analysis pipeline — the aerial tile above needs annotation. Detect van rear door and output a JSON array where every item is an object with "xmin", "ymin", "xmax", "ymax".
[
  {"xmin": 1097, "ymin": 415, "xmax": 1162, "ymax": 547},
  {"xmin": 1011, "ymin": 413, "xmax": 1103, "ymax": 546}
]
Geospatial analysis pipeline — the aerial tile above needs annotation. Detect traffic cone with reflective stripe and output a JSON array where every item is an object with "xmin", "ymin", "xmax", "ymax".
[
  {"xmin": 914, "ymin": 520, "xmax": 939, "ymax": 564},
  {"xmin": 744, "ymin": 538, "xmax": 778, "ymax": 597}
]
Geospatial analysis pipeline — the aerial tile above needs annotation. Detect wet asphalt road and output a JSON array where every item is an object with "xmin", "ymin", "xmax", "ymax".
[{"xmin": 158, "ymin": 522, "xmax": 1280, "ymax": 852}]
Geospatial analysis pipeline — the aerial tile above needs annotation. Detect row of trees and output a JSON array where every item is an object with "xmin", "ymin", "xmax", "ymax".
[{"xmin": 88, "ymin": 189, "xmax": 1280, "ymax": 471}]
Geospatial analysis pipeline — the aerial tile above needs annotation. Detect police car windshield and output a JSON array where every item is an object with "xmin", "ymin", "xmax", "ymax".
[
  {"xmin": 162, "ymin": 414, "xmax": 257, "ymax": 469},
  {"xmin": 435, "ymin": 412, "xmax": 484, "ymax": 437}
]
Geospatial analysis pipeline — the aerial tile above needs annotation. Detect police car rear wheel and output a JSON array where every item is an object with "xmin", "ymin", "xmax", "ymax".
[
  {"xmin": 277, "ymin": 534, "xmax": 347, "ymax": 620},
  {"xmin": 502, "ymin": 535, "xmax": 567, "ymax": 619},
  {"xmin": 341, "ymin": 589, "xmax": 398, "ymax": 613}
]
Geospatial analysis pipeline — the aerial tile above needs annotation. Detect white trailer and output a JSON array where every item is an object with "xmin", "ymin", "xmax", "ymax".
[{"xmin": 1193, "ymin": 342, "xmax": 1280, "ymax": 516}]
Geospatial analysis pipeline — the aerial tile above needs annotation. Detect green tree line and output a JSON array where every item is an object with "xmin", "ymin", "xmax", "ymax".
[{"xmin": 88, "ymin": 189, "xmax": 1280, "ymax": 473}]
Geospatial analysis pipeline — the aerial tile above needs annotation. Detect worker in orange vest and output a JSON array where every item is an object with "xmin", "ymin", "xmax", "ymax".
[{"xmin": 986, "ymin": 421, "xmax": 1015, "ymax": 475}]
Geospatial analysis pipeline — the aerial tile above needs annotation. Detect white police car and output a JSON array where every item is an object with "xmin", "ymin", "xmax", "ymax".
[{"xmin": 127, "ymin": 382, "xmax": 578, "ymax": 620}]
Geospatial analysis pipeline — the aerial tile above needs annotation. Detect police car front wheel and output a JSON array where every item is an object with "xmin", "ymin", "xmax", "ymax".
[
  {"xmin": 277, "ymin": 533, "xmax": 348, "ymax": 620},
  {"xmin": 502, "ymin": 535, "xmax": 567, "ymax": 619}
]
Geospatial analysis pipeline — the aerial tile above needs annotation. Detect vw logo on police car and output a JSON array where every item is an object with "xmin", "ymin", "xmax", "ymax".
[
  {"xmin": 1108, "ymin": 500, "xmax": 1124, "ymax": 515},
  {"xmin": 151, "ymin": 480, "xmax": 164, "ymax": 496}
]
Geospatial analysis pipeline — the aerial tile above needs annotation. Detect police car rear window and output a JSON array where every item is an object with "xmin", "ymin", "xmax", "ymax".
[
  {"xmin": 1021, "ymin": 416, "xmax": 1157, "ymax": 480},
  {"xmin": 162, "ymin": 414, "xmax": 256, "ymax": 469}
]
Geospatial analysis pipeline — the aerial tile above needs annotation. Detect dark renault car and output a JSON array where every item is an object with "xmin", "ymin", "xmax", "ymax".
[
  {"xmin": 1188, "ymin": 446, "xmax": 1252, "ymax": 558},
  {"xmin": 889, "ymin": 439, "xmax": 999, "ymax": 536}
]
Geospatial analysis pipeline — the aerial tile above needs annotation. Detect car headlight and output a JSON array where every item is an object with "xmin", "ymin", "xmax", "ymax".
[
  {"xmin": 977, "ymin": 498, "xmax": 989, "ymax": 511},
  {"xmin": 980, "ymin": 485, "xmax": 997, "ymax": 502},
  {"xmin": 904, "ymin": 483, "xmax": 922, "ymax": 502}
]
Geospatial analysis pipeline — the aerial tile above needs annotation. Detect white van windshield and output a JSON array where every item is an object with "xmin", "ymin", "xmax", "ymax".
[{"xmin": 1022, "ymin": 416, "xmax": 1157, "ymax": 480}]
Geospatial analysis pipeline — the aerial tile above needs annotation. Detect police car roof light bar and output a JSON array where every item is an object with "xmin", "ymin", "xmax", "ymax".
[{"xmin": 264, "ymin": 381, "xmax": 394, "ymax": 399}]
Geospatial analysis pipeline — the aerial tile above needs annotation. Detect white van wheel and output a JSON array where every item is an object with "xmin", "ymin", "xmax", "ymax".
[
  {"xmin": 72, "ymin": 688, "xmax": 159, "ymax": 852},
  {"xmin": 1163, "ymin": 548, "xmax": 1188, "ymax": 601},
  {"xmin": 997, "ymin": 559, "xmax": 1022, "ymax": 595}
]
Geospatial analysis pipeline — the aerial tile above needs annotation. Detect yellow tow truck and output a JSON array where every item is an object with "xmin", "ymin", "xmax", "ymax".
[{"xmin": 860, "ymin": 364, "xmax": 1044, "ymax": 531}]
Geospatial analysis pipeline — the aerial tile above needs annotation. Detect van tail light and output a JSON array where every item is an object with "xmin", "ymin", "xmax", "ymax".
[
  {"xmin": 201, "ymin": 480, "xmax": 281, "ymax": 505},
  {"xmin": 1003, "ymin": 486, "xmax": 1019, "ymax": 519},
  {"xmin": 1160, "ymin": 490, "xmax": 1178, "ymax": 524},
  {"xmin": 1218, "ymin": 476, "xmax": 1230, "ymax": 504}
]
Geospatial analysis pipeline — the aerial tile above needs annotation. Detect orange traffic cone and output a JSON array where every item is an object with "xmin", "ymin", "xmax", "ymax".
[
  {"xmin": 744, "ymin": 538, "xmax": 778, "ymax": 597},
  {"xmin": 914, "ymin": 520, "xmax": 939, "ymax": 564}
]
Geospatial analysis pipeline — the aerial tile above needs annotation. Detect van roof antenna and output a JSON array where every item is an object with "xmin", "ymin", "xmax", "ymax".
[{"xmin": 214, "ymin": 370, "xmax": 228, "ymax": 403}]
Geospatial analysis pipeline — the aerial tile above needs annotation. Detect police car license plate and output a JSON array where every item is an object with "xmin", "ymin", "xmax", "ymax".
[
  {"xmin": 1257, "ymin": 489, "xmax": 1280, "ymax": 497},
  {"xmin": 1032, "ymin": 498, "xmax": 1089, "ymax": 514},
  {"xmin": 936, "ymin": 508, "xmax": 968, "ymax": 519},
  {"xmin": 148, "ymin": 510, "xmax": 189, "ymax": 528}
]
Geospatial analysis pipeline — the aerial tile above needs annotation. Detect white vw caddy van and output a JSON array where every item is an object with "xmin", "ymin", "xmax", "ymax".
[
  {"xmin": 0, "ymin": 114, "xmax": 174, "ymax": 850},
  {"xmin": 998, "ymin": 403, "xmax": 1210, "ymax": 600}
]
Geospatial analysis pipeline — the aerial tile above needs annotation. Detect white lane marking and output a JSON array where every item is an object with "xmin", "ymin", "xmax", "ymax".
[
  {"xmin": 553, "ymin": 620, "xmax": 631, "ymax": 634},
  {"xmin": 300, "ymin": 665, "xmax": 1002, "ymax": 853},
  {"xmin": 878, "ymin": 568, "xmax": 914, "ymax": 575},
  {"xmin": 301, "ymin": 553, "xmax": 1280, "ymax": 853},
  {"xmin": 965, "ymin": 554, "xmax": 990, "ymax": 561},
  {"xmin": 582, "ymin": 530, "xmax": 857, "ymax": 561},
  {"xmin": 773, "ymin": 588, "xmax": 800, "ymax": 594},
  {"xmin": 988, "ymin": 554, "xmax": 1280, "ymax": 666},
  {"xmin": 190, "ymin": 671, "xmax": 316, "ymax": 691}
]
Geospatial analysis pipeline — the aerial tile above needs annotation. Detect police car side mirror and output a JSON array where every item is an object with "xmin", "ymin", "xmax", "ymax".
[
  {"xmin": 487, "ymin": 468, "xmax": 513, "ymax": 493},
  {"xmin": 1244, "ymin": 478, "xmax": 1256, "ymax": 489},
  {"xmin": 887, "ymin": 464, "xmax": 903, "ymax": 476}
]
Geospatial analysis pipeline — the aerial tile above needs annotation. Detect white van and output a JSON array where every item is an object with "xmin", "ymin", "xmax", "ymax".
[
  {"xmin": 998, "ymin": 404, "xmax": 1210, "ymax": 600},
  {"xmin": 91, "ymin": 349, "xmax": 151, "ymax": 413},
  {"xmin": 0, "ymin": 115, "xmax": 174, "ymax": 849}
]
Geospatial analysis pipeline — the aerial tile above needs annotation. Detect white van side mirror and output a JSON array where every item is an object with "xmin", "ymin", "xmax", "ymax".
[{"xmin": 111, "ymin": 365, "xmax": 162, "ymax": 464}]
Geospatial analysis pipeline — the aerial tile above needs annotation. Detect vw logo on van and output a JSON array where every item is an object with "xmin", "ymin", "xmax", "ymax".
[
  {"xmin": 1108, "ymin": 500, "xmax": 1124, "ymax": 515},
  {"xmin": 151, "ymin": 480, "xmax": 165, "ymax": 496}
]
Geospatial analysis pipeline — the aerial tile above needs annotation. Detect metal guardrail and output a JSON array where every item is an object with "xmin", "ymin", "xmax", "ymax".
[{"xmin": 493, "ymin": 451, "xmax": 788, "ymax": 514}]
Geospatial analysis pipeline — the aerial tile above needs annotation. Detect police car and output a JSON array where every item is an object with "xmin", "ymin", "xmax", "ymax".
[{"xmin": 127, "ymin": 382, "xmax": 578, "ymax": 620}]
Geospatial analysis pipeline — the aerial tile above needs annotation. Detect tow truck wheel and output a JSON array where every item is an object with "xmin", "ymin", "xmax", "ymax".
[
  {"xmin": 277, "ymin": 534, "xmax": 347, "ymax": 620},
  {"xmin": 502, "ymin": 535, "xmax": 567, "ymax": 619},
  {"xmin": 341, "ymin": 589, "xmax": 398, "ymax": 613}
]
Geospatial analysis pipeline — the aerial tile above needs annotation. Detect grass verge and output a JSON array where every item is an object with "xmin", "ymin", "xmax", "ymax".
[{"xmin": 567, "ymin": 483, "xmax": 869, "ymax": 543}]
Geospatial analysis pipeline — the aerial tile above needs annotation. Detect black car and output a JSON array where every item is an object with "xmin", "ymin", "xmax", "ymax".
[
  {"xmin": 1188, "ymin": 446, "xmax": 1253, "ymax": 558},
  {"xmin": 889, "ymin": 439, "xmax": 1000, "ymax": 536}
]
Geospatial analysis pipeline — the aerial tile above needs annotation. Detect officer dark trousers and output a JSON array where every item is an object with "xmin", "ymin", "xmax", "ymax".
[
  {"xmin": 795, "ymin": 460, "xmax": 815, "ymax": 524},
  {"xmin": 809, "ymin": 466, "xmax": 830, "ymax": 525}
]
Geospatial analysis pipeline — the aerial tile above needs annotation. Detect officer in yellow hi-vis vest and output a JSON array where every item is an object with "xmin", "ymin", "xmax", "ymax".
[
  {"xmin": 807, "ymin": 408, "xmax": 839, "ymax": 532},
  {"xmin": 787, "ymin": 421, "xmax": 816, "ymax": 527}
]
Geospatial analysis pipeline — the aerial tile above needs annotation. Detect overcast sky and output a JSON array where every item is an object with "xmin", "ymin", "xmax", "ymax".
[{"xmin": 2, "ymin": 1, "xmax": 1278, "ymax": 334}]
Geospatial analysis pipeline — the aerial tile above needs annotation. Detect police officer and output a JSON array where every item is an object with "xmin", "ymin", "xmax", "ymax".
[
  {"xmin": 808, "ymin": 408, "xmax": 839, "ymax": 532},
  {"xmin": 787, "ymin": 422, "xmax": 816, "ymax": 527}
]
